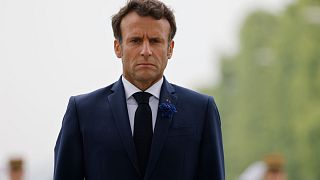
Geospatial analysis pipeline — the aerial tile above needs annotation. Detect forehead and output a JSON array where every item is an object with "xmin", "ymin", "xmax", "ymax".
[{"xmin": 120, "ymin": 11, "xmax": 171, "ymax": 37}]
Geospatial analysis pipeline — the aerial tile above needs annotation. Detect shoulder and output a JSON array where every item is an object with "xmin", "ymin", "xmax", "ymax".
[
  {"xmin": 169, "ymin": 83, "xmax": 218, "ymax": 111},
  {"xmin": 70, "ymin": 83, "xmax": 115, "ymax": 107},
  {"xmin": 169, "ymin": 83, "xmax": 221, "ymax": 126},
  {"xmin": 171, "ymin": 83, "xmax": 213, "ymax": 102}
]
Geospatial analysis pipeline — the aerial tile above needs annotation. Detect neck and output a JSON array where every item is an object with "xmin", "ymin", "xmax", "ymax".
[{"xmin": 123, "ymin": 76, "xmax": 162, "ymax": 91}]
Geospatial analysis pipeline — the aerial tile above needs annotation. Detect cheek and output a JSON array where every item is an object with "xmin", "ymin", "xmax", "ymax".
[
  {"xmin": 162, "ymin": 60, "xmax": 168, "ymax": 68},
  {"xmin": 123, "ymin": 49, "xmax": 139, "ymax": 62},
  {"xmin": 155, "ymin": 50, "xmax": 168, "ymax": 62},
  {"xmin": 123, "ymin": 58, "xmax": 136, "ymax": 71}
]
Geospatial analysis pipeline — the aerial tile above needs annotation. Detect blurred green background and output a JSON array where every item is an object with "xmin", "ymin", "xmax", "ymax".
[{"xmin": 202, "ymin": 0, "xmax": 320, "ymax": 179}]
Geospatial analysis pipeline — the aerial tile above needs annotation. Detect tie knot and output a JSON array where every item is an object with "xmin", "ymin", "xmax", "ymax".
[{"xmin": 133, "ymin": 92, "xmax": 152, "ymax": 104}]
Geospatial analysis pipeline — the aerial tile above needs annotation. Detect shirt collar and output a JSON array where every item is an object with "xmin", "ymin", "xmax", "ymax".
[{"xmin": 122, "ymin": 76, "xmax": 163, "ymax": 100}]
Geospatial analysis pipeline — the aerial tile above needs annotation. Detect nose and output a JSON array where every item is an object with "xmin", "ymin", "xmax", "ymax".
[{"xmin": 140, "ymin": 41, "xmax": 152, "ymax": 57}]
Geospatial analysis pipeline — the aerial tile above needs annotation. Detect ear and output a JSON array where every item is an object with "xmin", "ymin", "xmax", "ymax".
[
  {"xmin": 114, "ymin": 39, "xmax": 122, "ymax": 58},
  {"xmin": 167, "ymin": 40, "xmax": 174, "ymax": 59}
]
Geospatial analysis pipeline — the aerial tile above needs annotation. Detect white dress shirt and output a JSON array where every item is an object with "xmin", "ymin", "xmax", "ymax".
[{"xmin": 122, "ymin": 76, "xmax": 163, "ymax": 135}]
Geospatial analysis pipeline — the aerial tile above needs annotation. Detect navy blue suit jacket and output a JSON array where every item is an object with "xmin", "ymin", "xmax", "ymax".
[{"xmin": 54, "ymin": 78, "xmax": 224, "ymax": 180}]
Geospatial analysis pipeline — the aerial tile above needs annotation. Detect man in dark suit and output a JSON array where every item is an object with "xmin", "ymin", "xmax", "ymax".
[{"xmin": 54, "ymin": 0, "xmax": 225, "ymax": 179}]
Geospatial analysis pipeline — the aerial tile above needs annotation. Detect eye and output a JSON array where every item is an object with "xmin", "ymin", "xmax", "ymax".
[
  {"xmin": 150, "ymin": 38, "xmax": 160, "ymax": 44},
  {"xmin": 130, "ymin": 38, "xmax": 141, "ymax": 44}
]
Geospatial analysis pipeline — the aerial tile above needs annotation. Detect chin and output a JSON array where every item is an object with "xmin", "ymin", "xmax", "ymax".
[{"xmin": 136, "ymin": 73, "xmax": 160, "ymax": 82}]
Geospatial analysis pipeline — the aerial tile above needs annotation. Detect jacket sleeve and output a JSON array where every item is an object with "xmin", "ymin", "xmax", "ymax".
[
  {"xmin": 54, "ymin": 96, "xmax": 84, "ymax": 180},
  {"xmin": 198, "ymin": 96, "xmax": 225, "ymax": 180}
]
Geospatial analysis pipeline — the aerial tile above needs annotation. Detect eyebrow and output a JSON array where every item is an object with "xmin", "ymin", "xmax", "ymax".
[{"xmin": 127, "ymin": 35, "xmax": 164, "ymax": 41}]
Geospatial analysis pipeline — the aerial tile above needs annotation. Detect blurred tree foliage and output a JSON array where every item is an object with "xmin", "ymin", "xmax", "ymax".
[{"xmin": 208, "ymin": 0, "xmax": 320, "ymax": 179}]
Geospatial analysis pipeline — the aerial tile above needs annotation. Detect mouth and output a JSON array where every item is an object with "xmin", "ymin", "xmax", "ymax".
[{"xmin": 136, "ymin": 63, "xmax": 156, "ymax": 68}]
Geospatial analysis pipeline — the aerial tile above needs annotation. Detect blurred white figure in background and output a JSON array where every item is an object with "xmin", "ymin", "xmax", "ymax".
[
  {"xmin": 238, "ymin": 161, "xmax": 267, "ymax": 180},
  {"xmin": 239, "ymin": 154, "xmax": 287, "ymax": 180}
]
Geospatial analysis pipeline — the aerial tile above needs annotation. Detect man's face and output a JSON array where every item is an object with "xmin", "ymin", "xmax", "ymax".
[{"xmin": 114, "ymin": 11, "xmax": 174, "ymax": 89}]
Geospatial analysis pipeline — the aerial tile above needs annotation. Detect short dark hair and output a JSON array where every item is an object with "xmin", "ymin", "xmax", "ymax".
[{"xmin": 112, "ymin": 0, "xmax": 176, "ymax": 42}]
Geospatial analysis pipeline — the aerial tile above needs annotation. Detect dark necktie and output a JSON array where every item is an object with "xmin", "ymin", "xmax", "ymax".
[{"xmin": 133, "ymin": 92, "xmax": 153, "ymax": 176}]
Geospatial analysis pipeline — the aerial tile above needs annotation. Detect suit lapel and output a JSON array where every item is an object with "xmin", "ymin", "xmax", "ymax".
[
  {"xmin": 107, "ymin": 78, "xmax": 140, "ymax": 175},
  {"xmin": 145, "ymin": 78, "xmax": 177, "ymax": 180}
]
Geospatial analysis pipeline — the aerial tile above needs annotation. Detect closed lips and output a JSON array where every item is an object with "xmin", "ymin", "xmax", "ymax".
[{"xmin": 137, "ymin": 63, "xmax": 155, "ymax": 66}]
